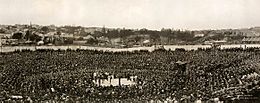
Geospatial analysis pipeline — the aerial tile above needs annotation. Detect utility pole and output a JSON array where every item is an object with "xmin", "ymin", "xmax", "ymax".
[
  {"xmin": 30, "ymin": 21, "xmax": 32, "ymax": 28},
  {"xmin": 0, "ymin": 37, "xmax": 2, "ymax": 53}
]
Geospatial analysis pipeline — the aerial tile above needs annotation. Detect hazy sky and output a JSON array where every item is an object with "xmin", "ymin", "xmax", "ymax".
[{"xmin": 0, "ymin": 0, "xmax": 259, "ymax": 30}]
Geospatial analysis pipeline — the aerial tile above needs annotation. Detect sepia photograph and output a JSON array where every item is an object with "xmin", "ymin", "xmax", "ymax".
[{"xmin": 1, "ymin": 0, "xmax": 260, "ymax": 102}]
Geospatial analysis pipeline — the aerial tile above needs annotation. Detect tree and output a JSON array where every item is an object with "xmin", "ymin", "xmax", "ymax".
[
  {"xmin": 208, "ymin": 34, "xmax": 224, "ymax": 40},
  {"xmin": 93, "ymin": 31, "xmax": 103, "ymax": 37},
  {"xmin": 139, "ymin": 28, "xmax": 148, "ymax": 34},
  {"xmin": 35, "ymin": 35, "xmax": 42, "ymax": 42},
  {"xmin": 106, "ymin": 30, "xmax": 119, "ymax": 38},
  {"xmin": 161, "ymin": 28, "xmax": 173, "ymax": 37},
  {"xmin": 24, "ymin": 30, "xmax": 31, "ymax": 40},
  {"xmin": 175, "ymin": 31, "xmax": 194, "ymax": 41},
  {"xmin": 150, "ymin": 33, "xmax": 160, "ymax": 43},
  {"xmin": 41, "ymin": 26, "xmax": 49, "ymax": 34},
  {"xmin": 56, "ymin": 31, "xmax": 61, "ymax": 35},
  {"xmin": 64, "ymin": 38, "xmax": 74, "ymax": 44},
  {"xmin": 0, "ymin": 29, "xmax": 5, "ymax": 33},
  {"xmin": 133, "ymin": 36, "xmax": 142, "ymax": 42},
  {"xmin": 12, "ymin": 32, "xmax": 23, "ymax": 39},
  {"xmin": 120, "ymin": 29, "xmax": 135, "ymax": 37},
  {"xmin": 86, "ymin": 38, "xmax": 98, "ymax": 45},
  {"xmin": 29, "ymin": 33, "xmax": 42, "ymax": 42}
]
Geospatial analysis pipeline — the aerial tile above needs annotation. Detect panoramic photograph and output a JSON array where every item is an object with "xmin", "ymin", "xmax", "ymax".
[{"xmin": 1, "ymin": 0, "xmax": 260, "ymax": 102}]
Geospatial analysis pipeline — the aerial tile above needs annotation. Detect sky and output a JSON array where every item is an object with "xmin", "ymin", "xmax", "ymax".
[{"xmin": 0, "ymin": 0, "xmax": 259, "ymax": 30}]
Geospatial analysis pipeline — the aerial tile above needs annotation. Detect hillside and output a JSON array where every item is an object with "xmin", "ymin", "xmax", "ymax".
[{"xmin": 1, "ymin": 25, "xmax": 260, "ymax": 46}]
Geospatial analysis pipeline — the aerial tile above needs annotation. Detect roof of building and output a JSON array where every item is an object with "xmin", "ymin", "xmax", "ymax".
[{"xmin": 242, "ymin": 37, "xmax": 260, "ymax": 42}]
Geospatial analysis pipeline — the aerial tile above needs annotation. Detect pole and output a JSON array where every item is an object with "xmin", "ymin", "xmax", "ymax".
[
  {"xmin": 0, "ymin": 37, "xmax": 2, "ymax": 53},
  {"xmin": 119, "ymin": 77, "xmax": 121, "ymax": 86}
]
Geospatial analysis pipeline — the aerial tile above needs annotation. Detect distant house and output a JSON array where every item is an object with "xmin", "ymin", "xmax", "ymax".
[
  {"xmin": 1, "ymin": 39, "xmax": 19, "ymax": 45},
  {"xmin": 84, "ymin": 27, "xmax": 103, "ymax": 34},
  {"xmin": 204, "ymin": 40, "xmax": 227, "ymax": 45},
  {"xmin": 43, "ymin": 32, "xmax": 56, "ymax": 44},
  {"xmin": 142, "ymin": 39, "xmax": 151, "ymax": 46},
  {"xmin": 97, "ymin": 36, "xmax": 109, "ymax": 42},
  {"xmin": 0, "ymin": 38, "xmax": 4, "ymax": 47},
  {"xmin": 242, "ymin": 37, "xmax": 260, "ymax": 44},
  {"xmin": 97, "ymin": 36, "xmax": 109, "ymax": 46},
  {"xmin": 143, "ymin": 40, "xmax": 150, "ymax": 44},
  {"xmin": 110, "ymin": 38, "xmax": 122, "ymax": 45},
  {"xmin": 37, "ymin": 41, "xmax": 44, "ymax": 45},
  {"xmin": 73, "ymin": 40, "xmax": 86, "ymax": 45},
  {"xmin": 53, "ymin": 37, "xmax": 64, "ymax": 45},
  {"xmin": 0, "ymin": 33, "xmax": 12, "ymax": 38},
  {"xmin": 212, "ymin": 40, "xmax": 227, "ymax": 44},
  {"xmin": 194, "ymin": 34, "xmax": 205, "ymax": 37},
  {"xmin": 36, "ymin": 33, "xmax": 44, "ymax": 37},
  {"xmin": 47, "ymin": 32, "xmax": 56, "ymax": 36},
  {"xmin": 235, "ymin": 29, "xmax": 259, "ymax": 37},
  {"xmin": 208, "ymin": 33, "xmax": 216, "ymax": 37},
  {"xmin": 60, "ymin": 33, "xmax": 74, "ymax": 38},
  {"xmin": 83, "ymin": 35, "xmax": 95, "ymax": 40}
]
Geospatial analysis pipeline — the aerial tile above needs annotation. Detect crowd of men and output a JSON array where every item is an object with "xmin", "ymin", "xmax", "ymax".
[{"xmin": 0, "ymin": 48, "xmax": 260, "ymax": 102}]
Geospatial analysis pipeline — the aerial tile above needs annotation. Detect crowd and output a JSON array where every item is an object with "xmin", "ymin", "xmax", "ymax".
[{"xmin": 1, "ymin": 48, "xmax": 260, "ymax": 102}]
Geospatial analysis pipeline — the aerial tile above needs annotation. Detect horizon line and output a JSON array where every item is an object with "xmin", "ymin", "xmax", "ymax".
[{"xmin": 1, "ymin": 23, "xmax": 259, "ymax": 31}]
